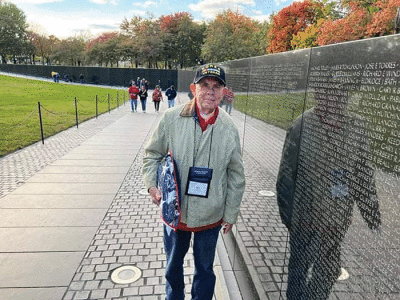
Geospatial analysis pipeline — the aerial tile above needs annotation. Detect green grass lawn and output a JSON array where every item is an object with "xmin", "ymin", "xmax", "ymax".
[
  {"xmin": 234, "ymin": 92, "xmax": 312, "ymax": 130},
  {"xmin": 0, "ymin": 75, "xmax": 128, "ymax": 157}
]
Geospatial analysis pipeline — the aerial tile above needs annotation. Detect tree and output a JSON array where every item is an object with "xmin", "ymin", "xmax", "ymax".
[
  {"xmin": 202, "ymin": 10, "xmax": 263, "ymax": 62},
  {"xmin": 366, "ymin": 0, "xmax": 400, "ymax": 36},
  {"xmin": 86, "ymin": 32, "xmax": 124, "ymax": 67},
  {"xmin": 159, "ymin": 12, "xmax": 206, "ymax": 68},
  {"xmin": 120, "ymin": 16, "xmax": 163, "ymax": 68},
  {"xmin": 316, "ymin": 1, "xmax": 371, "ymax": 45},
  {"xmin": 51, "ymin": 37, "xmax": 86, "ymax": 66},
  {"xmin": 267, "ymin": 0, "xmax": 325, "ymax": 53},
  {"xmin": 0, "ymin": 2, "xmax": 29, "ymax": 63},
  {"xmin": 291, "ymin": 18, "xmax": 325, "ymax": 49},
  {"xmin": 316, "ymin": 0, "xmax": 400, "ymax": 45},
  {"xmin": 28, "ymin": 32, "xmax": 59, "ymax": 65}
]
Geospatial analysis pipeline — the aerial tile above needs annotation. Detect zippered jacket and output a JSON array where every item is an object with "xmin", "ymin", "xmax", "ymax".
[{"xmin": 143, "ymin": 100, "xmax": 245, "ymax": 227}]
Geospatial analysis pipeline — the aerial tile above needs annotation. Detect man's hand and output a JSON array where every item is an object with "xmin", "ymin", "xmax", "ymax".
[
  {"xmin": 149, "ymin": 187, "xmax": 162, "ymax": 206},
  {"xmin": 222, "ymin": 221, "xmax": 233, "ymax": 234}
]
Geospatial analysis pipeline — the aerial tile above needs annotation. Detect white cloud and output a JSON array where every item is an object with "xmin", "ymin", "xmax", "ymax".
[
  {"xmin": 26, "ymin": 10, "xmax": 122, "ymax": 38},
  {"xmin": 89, "ymin": 0, "xmax": 119, "ymax": 4},
  {"xmin": 131, "ymin": 1, "xmax": 157, "ymax": 8},
  {"xmin": 189, "ymin": 0, "xmax": 255, "ymax": 19},
  {"xmin": 251, "ymin": 14, "xmax": 271, "ymax": 23},
  {"xmin": 89, "ymin": 0, "xmax": 107, "ymax": 4},
  {"xmin": 275, "ymin": 0, "xmax": 287, "ymax": 6},
  {"xmin": 127, "ymin": 9, "xmax": 146, "ymax": 16},
  {"xmin": 8, "ymin": 0, "xmax": 63, "ymax": 4}
]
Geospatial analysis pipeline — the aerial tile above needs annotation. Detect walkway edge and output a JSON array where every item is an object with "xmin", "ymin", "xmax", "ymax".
[{"xmin": 221, "ymin": 224, "xmax": 268, "ymax": 300}]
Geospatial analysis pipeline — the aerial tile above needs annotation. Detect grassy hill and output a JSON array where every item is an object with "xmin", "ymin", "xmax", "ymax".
[{"xmin": 0, "ymin": 75, "xmax": 127, "ymax": 157}]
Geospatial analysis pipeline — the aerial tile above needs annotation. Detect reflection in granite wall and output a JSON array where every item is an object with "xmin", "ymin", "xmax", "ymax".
[
  {"xmin": 292, "ymin": 36, "xmax": 400, "ymax": 300},
  {"xmin": 222, "ymin": 50, "xmax": 311, "ymax": 130},
  {"xmin": 219, "ymin": 35, "xmax": 399, "ymax": 299}
]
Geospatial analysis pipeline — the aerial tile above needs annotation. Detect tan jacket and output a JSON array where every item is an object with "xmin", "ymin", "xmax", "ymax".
[{"xmin": 143, "ymin": 100, "xmax": 245, "ymax": 227}]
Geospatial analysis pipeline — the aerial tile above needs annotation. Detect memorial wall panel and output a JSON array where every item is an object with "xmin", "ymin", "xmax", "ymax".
[
  {"xmin": 287, "ymin": 35, "xmax": 400, "ymax": 299},
  {"xmin": 200, "ymin": 35, "xmax": 400, "ymax": 299},
  {"xmin": 223, "ymin": 49, "xmax": 310, "ymax": 130}
]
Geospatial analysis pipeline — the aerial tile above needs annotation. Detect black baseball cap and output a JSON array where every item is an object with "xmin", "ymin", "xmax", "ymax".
[{"xmin": 193, "ymin": 63, "xmax": 226, "ymax": 86}]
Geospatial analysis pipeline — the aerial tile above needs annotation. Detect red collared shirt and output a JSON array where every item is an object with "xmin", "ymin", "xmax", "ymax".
[{"xmin": 195, "ymin": 100, "xmax": 219, "ymax": 132}]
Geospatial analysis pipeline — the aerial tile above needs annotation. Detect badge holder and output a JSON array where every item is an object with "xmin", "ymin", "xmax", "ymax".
[
  {"xmin": 186, "ymin": 166, "xmax": 213, "ymax": 198},
  {"xmin": 185, "ymin": 121, "xmax": 214, "ymax": 198}
]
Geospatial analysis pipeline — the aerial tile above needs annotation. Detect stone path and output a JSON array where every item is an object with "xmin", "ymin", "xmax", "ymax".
[{"xmin": 1, "ymin": 72, "xmax": 398, "ymax": 300}]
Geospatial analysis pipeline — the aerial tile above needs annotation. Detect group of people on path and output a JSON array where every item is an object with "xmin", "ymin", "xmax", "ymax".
[
  {"xmin": 128, "ymin": 79, "xmax": 177, "ymax": 113},
  {"xmin": 51, "ymin": 72, "xmax": 85, "ymax": 84}
]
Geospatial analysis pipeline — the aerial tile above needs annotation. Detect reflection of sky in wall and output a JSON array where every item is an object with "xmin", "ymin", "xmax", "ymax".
[{"xmin": 7, "ymin": 0, "xmax": 293, "ymax": 38}]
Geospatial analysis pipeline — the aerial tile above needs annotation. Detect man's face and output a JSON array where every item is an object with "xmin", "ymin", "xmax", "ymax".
[{"xmin": 191, "ymin": 77, "xmax": 226, "ymax": 113}]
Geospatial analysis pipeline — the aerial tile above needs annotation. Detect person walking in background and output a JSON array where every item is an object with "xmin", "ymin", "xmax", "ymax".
[
  {"xmin": 143, "ymin": 63, "xmax": 245, "ymax": 300},
  {"xmin": 79, "ymin": 74, "xmax": 84, "ymax": 84},
  {"xmin": 51, "ymin": 71, "xmax": 59, "ymax": 83},
  {"xmin": 165, "ymin": 85, "xmax": 177, "ymax": 108},
  {"xmin": 138, "ymin": 85, "xmax": 148, "ymax": 113},
  {"xmin": 128, "ymin": 82, "xmax": 140, "ymax": 112},
  {"xmin": 136, "ymin": 77, "xmax": 141, "ymax": 87},
  {"xmin": 152, "ymin": 85, "xmax": 163, "ymax": 113},
  {"xmin": 222, "ymin": 87, "xmax": 234, "ymax": 115},
  {"xmin": 140, "ymin": 78, "xmax": 146, "ymax": 89}
]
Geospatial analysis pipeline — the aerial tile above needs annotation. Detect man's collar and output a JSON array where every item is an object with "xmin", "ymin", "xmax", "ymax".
[{"xmin": 180, "ymin": 99, "xmax": 196, "ymax": 117}]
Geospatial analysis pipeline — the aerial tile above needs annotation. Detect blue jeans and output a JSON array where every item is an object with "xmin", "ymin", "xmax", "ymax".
[
  {"xmin": 140, "ymin": 99, "xmax": 147, "ymax": 111},
  {"xmin": 130, "ymin": 99, "xmax": 137, "ymax": 111},
  {"xmin": 163, "ymin": 225, "xmax": 221, "ymax": 300},
  {"xmin": 168, "ymin": 99, "xmax": 175, "ymax": 108}
]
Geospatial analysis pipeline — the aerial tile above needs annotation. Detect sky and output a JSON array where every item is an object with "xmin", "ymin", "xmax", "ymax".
[{"xmin": 5, "ymin": 0, "xmax": 295, "ymax": 39}]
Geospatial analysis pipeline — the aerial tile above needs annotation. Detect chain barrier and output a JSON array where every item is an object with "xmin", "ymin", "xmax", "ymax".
[
  {"xmin": 0, "ymin": 108, "xmax": 36, "ymax": 131},
  {"xmin": 76, "ymin": 100, "xmax": 91, "ymax": 108},
  {"xmin": 40, "ymin": 104, "xmax": 69, "ymax": 116}
]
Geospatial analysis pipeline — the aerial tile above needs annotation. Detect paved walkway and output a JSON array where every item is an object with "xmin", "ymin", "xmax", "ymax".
[
  {"xmin": 2, "ymin": 72, "xmax": 396, "ymax": 300},
  {"xmin": 0, "ymin": 91, "xmax": 242, "ymax": 300}
]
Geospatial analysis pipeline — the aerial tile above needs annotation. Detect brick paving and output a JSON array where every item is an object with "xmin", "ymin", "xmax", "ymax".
[
  {"xmin": 230, "ymin": 110, "xmax": 400, "ymax": 300},
  {"xmin": 0, "ymin": 93, "xmax": 128, "ymax": 199},
  {"xmin": 62, "ymin": 147, "xmax": 201, "ymax": 300},
  {"xmin": 1, "ymin": 79, "xmax": 399, "ymax": 299}
]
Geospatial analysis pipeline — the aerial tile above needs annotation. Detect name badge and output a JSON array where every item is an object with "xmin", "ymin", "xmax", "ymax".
[{"xmin": 186, "ymin": 166, "xmax": 213, "ymax": 198}]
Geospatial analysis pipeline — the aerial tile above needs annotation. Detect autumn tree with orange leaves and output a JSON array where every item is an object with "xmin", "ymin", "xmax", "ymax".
[
  {"xmin": 316, "ymin": 0, "xmax": 400, "ymax": 45},
  {"xmin": 267, "ymin": 0, "xmax": 326, "ymax": 53}
]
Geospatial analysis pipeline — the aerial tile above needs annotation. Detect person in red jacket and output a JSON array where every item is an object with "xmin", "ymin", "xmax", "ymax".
[
  {"xmin": 128, "ymin": 83, "xmax": 140, "ymax": 112},
  {"xmin": 152, "ymin": 85, "xmax": 163, "ymax": 113}
]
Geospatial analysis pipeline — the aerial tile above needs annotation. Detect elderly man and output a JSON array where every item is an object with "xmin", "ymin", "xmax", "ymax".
[{"xmin": 143, "ymin": 63, "xmax": 245, "ymax": 300}]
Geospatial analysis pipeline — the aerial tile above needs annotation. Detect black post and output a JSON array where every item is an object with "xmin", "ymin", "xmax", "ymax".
[
  {"xmin": 38, "ymin": 102, "xmax": 44, "ymax": 144},
  {"xmin": 75, "ymin": 97, "xmax": 79, "ymax": 128},
  {"xmin": 108, "ymin": 94, "xmax": 110, "ymax": 113},
  {"xmin": 117, "ymin": 92, "xmax": 119, "ymax": 108},
  {"xmin": 96, "ymin": 95, "xmax": 98, "ymax": 119}
]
